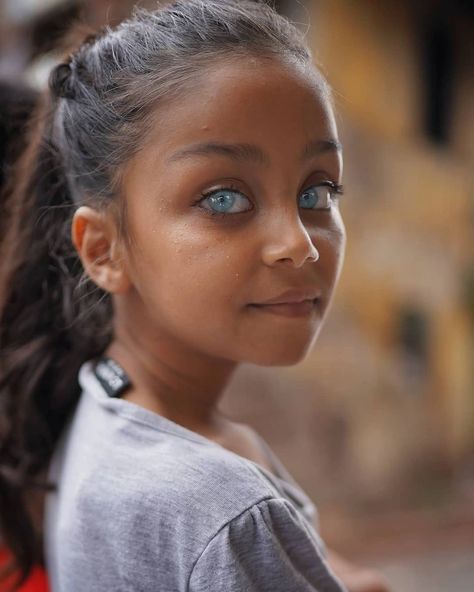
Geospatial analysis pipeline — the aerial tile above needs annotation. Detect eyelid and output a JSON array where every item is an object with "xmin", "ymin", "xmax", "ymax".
[
  {"xmin": 198, "ymin": 181, "xmax": 343, "ymax": 200},
  {"xmin": 199, "ymin": 184, "xmax": 249, "ymax": 199},
  {"xmin": 302, "ymin": 180, "xmax": 345, "ymax": 195}
]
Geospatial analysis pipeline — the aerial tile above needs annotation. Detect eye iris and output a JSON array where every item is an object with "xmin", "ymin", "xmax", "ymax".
[
  {"xmin": 300, "ymin": 188, "xmax": 319, "ymax": 209},
  {"xmin": 209, "ymin": 191, "xmax": 235, "ymax": 212}
]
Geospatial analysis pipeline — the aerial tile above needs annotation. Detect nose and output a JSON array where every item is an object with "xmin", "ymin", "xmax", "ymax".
[{"xmin": 261, "ymin": 214, "xmax": 320, "ymax": 268}]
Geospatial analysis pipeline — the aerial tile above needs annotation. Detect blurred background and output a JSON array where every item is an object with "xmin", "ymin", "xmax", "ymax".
[{"xmin": 1, "ymin": 0, "xmax": 473, "ymax": 590}]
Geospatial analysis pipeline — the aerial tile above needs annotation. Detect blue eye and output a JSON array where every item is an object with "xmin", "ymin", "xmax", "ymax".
[
  {"xmin": 200, "ymin": 188, "xmax": 252, "ymax": 215},
  {"xmin": 299, "ymin": 183, "xmax": 343, "ymax": 210}
]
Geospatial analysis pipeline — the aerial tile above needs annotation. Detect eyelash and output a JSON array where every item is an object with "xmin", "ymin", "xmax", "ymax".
[{"xmin": 197, "ymin": 181, "xmax": 345, "ymax": 218}]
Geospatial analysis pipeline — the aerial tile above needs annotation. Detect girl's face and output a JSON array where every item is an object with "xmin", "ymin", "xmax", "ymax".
[{"xmin": 119, "ymin": 57, "xmax": 346, "ymax": 366}]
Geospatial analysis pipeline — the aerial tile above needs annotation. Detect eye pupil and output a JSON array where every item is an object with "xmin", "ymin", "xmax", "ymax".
[
  {"xmin": 211, "ymin": 191, "xmax": 235, "ymax": 212},
  {"xmin": 299, "ymin": 187, "xmax": 319, "ymax": 209}
]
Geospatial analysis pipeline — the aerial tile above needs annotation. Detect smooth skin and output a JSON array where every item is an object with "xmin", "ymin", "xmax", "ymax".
[{"xmin": 72, "ymin": 57, "xmax": 389, "ymax": 592}]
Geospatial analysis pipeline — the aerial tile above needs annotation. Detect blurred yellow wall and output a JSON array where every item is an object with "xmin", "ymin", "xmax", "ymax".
[{"xmin": 315, "ymin": 0, "xmax": 474, "ymax": 466}]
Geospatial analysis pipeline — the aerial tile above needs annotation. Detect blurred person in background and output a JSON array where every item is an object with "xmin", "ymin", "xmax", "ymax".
[
  {"xmin": 0, "ymin": 81, "xmax": 38, "ymax": 189},
  {"xmin": 0, "ymin": 80, "xmax": 39, "ymax": 246}
]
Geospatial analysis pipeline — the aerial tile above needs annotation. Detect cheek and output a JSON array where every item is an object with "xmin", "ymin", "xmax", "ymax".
[{"xmin": 132, "ymin": 222, "xmax": 249, "ymax": 321}]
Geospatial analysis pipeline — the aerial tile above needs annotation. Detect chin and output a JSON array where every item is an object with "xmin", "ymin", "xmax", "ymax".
[
  {"xmin": 239, "ymin": 299, "xmax": 328, "ymax": 367},
  {"xmin": 246, "ymin": 330, "xmax": 321, "ymax": 367}
]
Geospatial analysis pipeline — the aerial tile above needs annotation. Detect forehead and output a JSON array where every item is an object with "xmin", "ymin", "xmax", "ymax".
[{"xmin": 140, "ymin": 56, "xmax": 338, "ymax": 161}]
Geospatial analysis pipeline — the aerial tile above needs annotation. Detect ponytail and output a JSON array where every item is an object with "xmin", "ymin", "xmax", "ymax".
[{"xmin": 0, "ymin": 90, "xmax": 112, "ymax": 588}]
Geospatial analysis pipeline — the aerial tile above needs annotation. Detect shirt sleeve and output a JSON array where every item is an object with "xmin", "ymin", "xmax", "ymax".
[{"xmin": 187, "ymin": 497, "xmax": 347, "ymax": 592}]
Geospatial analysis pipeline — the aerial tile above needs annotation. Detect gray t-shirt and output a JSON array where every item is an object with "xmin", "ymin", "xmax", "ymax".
[{"xmin": 44, "ymin": 359, "xmax": 347, "ymax": 591}]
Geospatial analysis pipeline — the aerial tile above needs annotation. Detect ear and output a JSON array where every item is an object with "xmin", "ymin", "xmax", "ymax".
[{"xmin": 71, "ymin": 206, "xmax": 131, "ymax": 294}]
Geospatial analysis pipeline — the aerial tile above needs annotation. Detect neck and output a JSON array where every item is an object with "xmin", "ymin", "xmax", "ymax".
[{"xmin": 104, "ymin": 323, "xmax": 238, "ymax": 435}]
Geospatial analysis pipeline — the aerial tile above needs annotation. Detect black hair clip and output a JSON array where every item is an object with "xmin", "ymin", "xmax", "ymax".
[
  {"xmin": 93, "ymin": 356, "xmax": 132, "ymax": 398},
  {"xmin": 49, "ymin": 61, "xmax": 76, "ymax": 100}
]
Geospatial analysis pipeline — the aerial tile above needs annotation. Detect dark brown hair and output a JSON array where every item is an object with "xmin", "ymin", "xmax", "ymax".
[{"xmin": 0, "ymin": 1, "xmax": 318, "ymax": 587}]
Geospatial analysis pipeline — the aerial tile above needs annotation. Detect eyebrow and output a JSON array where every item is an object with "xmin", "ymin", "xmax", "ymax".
[{"xmin": 166, "ymin": 138, "xmax": 342, "ymax": 165}]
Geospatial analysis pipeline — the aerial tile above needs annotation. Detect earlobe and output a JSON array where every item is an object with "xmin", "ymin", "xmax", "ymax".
[{"xmin": 71, "ymin": 206, "xmax": 131, "ymax": 294}]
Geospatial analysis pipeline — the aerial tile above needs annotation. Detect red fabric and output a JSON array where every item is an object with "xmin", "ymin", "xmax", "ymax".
[{"xmin": 0, "ymin": 548, "xmax": 49, "ymax": 592}]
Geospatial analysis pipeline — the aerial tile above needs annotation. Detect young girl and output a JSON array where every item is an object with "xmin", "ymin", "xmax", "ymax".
[{"xmin": 0, "ymin": 1, "xmax": 389, "ymax": 591}]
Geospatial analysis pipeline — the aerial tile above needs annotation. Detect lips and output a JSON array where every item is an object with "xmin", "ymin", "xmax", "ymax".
[
  {"xmin": 250, "ymin": 288, "xmax": 322, "ymax": 306},
  {"xmin": 247, "ymin": 288, "xmax": 322, "ymax": 318}
]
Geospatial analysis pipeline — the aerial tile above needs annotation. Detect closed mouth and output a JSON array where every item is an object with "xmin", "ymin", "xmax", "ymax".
[
  {"xmin": 247, "ymin": 298, "xmax": 320, "ymax": 317},
  {"xmin": 250, "ymin": 297, "xmax": 319, "ymax": 307}
]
